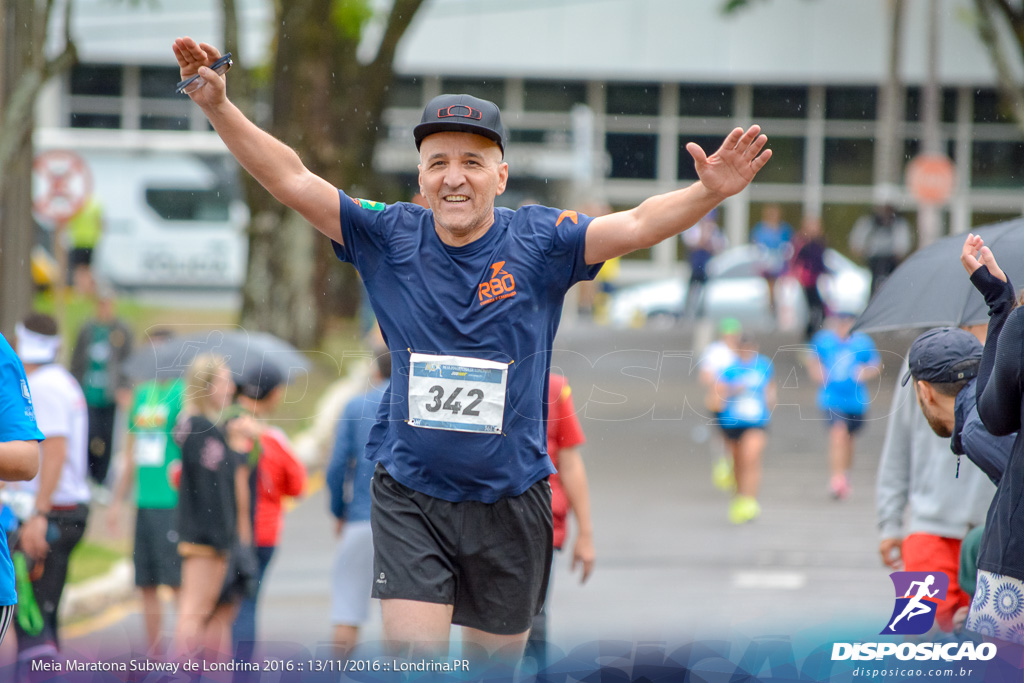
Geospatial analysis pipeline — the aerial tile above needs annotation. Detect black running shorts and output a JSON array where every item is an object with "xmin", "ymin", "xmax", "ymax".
[
  {"xmin": 134, "ymin": 508, "xmax": 181, "ymax": 588},
  {"xmin": 370, "ymin": 464, "xmax": 553, "ymax": 635}
]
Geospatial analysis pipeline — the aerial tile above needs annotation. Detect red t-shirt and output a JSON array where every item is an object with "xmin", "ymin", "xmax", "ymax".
[
  {"xmin": 546, "ymin": 373, "xmax": 586, "ymax": 549},
  {"xmin": 254, "ymin": 427, "xmax": 307, "ymax": 548}
]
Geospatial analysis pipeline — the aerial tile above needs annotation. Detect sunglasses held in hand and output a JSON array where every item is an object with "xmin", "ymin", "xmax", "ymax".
[{"xmin": 175, "ymin": 53, "xmax": 233, "ymax": 95}]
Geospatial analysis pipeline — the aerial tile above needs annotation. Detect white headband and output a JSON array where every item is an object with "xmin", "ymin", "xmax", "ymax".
[{"xmin": 15, "ymin": 323, "xmax": 61, "ymax": 364}]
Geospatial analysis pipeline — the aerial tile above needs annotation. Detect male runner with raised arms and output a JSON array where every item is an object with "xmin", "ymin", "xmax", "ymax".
[{"xmin": 173, "ymin": 37, "xmax": 771, "ymax": 664}]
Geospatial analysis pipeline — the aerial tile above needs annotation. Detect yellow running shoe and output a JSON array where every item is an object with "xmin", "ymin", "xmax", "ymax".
[
  {"xmin": 728, "ymin": 495, "xmax": 761, "ymax": 524},
  {"xmin": 712, "ymin": 456, "xmax": 736, "ymax": 492}
]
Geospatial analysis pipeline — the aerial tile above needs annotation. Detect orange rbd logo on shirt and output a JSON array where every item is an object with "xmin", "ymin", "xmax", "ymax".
[{"xmin": 478, "ymin": 261, "xmax": 517, "ymax": 306}]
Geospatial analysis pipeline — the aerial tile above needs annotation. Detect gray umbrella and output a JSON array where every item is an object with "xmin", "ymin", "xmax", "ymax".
[
  {"xmin": 853, "ymin": 218, "xmax": 1024, "ymax": 333},
  {"xmin": 124, "ymin": 329, "xmax": 311, "ymax": 382}
]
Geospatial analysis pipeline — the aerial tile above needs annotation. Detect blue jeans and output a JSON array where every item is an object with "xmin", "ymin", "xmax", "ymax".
[{"xmin": 232, "ymin": 546, "xmax": 275, "ymax": 665}]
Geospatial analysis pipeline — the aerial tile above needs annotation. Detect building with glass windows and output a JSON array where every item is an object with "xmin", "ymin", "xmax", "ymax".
[{"xmin": 41, "ymin": 0, "xmax": 1024, "ymax": 277}]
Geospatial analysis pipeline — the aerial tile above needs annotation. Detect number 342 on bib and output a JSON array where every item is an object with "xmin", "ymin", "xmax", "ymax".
[{"xmin": 407, "ymin": 353, "xmax": 509, "ymax": 435}]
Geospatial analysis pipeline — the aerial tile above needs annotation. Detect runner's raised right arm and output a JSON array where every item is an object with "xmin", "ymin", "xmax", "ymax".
[{"xmin": 173, "ymin": 37, "xmax": 342, "ymax": 244}]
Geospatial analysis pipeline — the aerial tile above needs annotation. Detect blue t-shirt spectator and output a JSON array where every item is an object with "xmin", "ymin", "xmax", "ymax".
[{"xmin": 328, "ymin": 381, "xmax": 388, "ymax": 523}]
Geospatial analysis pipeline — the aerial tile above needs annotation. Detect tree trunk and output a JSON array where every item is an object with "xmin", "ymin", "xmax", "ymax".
[
  {"xmin": 236, "ymin": 0, "xmax": 426, "ymax": 347},
  {"xmin": 0, "ymin": 0, "xmax": 38, "ymax": 338},
  {"xmin": 0, "ymin": 0, "xmax": 75, "ymax": 337},
  {"xmin": 874, "ymin": 0, "xmax": 905, "ymax": 190}
]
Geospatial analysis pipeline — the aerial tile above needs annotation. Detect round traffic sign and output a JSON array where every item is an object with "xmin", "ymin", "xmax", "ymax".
[
  {"xmin": 906, "ymin": 154, "xmax": 955, "ymax": 205},
  {"xmin": 32, "ymin": 150, "xmax": 93, "ymax": 222}
]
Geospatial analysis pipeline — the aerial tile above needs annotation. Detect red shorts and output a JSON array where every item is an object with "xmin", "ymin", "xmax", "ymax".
[{"xmin": 901, "ymin": 533, "xmax": 968, "ymax": 632}]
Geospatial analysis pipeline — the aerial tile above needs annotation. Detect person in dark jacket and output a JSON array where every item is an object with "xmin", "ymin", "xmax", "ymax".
[
  {"xmin": 956, "ymin": 233, "xmax": 1024, "ymax": 643},
  {"xmin": 790, "ymin": 216, "xmax": 830, "ymax": 340}
]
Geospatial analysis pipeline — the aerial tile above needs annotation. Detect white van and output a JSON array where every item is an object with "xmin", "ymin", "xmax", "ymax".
[
  {"xmin": 89, "ymin": 151, "xmax": 249, "ymax": 290},
  {"xmin": 35, "ymin": 149, "xmax": 249, "ymax": 291}
]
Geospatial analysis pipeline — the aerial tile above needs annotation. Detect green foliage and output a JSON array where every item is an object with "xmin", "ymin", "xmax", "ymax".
[
  {"xmin": 722, "ymin": 0, "xmax": 816, "ymax": 15},
  {"xmin": 721, "ymin": 0, "xmax": 765, "ymax": 14},
  {"xmin": 331, "ymin": 0, "xmax": 374, "ymax": 41}
]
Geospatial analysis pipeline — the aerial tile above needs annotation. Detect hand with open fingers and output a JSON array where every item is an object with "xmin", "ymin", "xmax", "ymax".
[
  {"xmin": 172, "ymin": 37, "xmax": 226, "ymax": 106},
  {"xmin": 686, "ymin": 125, "xmax": 772, "ymax": 201},
  {"xmin": 961, "ymin": 233, "xmax": 1007, "ymax": 282}
]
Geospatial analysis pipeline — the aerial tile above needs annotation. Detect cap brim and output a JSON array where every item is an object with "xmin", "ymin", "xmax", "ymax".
[
  {"xmin": 414, "ymin": 122, "xmax": 504, "ymax": 153},
  {"xmin": 901, "ymin": 368, "xmax": 913, "ymax": 386}
]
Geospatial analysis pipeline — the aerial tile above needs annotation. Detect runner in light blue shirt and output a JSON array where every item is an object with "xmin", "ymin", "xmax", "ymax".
[{"xmin": 809, "ymin": 312, "xmax": 881, "ymax": 500}]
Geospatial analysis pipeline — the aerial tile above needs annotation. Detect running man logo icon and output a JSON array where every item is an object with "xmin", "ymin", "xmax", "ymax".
[{"xmin": 880, "ymin": 571, "xmax": 949, "ymax": 635}]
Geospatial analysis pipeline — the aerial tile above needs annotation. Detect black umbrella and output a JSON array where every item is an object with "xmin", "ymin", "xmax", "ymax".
[
  {"xmin": 124, "ymin": 328, "xmax": 311, "ymax": 382},
  {"xmin": 853, "ymin": 218, "xmax": 1024, "ymax": 333}
]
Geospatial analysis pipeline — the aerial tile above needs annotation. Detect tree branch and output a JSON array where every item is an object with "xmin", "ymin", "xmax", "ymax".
[
  {"xmin": 368, "ymin": 0, "xmax": 426, "ymax": 77},
  {"xmin": 0, "ymin": 0, "xmax": 78, "ymax": 187},
  {"xmin": 973, "ymin": 0, "xmax": 1024, "ymax": 136},
  {"xmin": 989, "ymin": 0, "xmax": 1024, "ymax": 65}
]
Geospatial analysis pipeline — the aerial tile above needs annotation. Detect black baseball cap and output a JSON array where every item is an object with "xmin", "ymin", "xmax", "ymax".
[
  {"xmin": 414, "ymin": 94, "xmax": 506, "ymax": 156},
  {"xmin": 901, "ymin": 327, "xmax": 983, "ymax": 387},
  {"xmin": 237, "ymin": 363, "xmax": 284, "ymax": 401}
]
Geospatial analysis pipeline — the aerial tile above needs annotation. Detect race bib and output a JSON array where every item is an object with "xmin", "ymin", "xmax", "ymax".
[
  {"xmin": 134, "ymin": 432, "xmax": 167, "ymax": 467},
  {"xmin": 407, "ymin": 353, "xmax": 508, "ymax": 434},
  {"xmin": 734, "ymin": 395, "xmax": 763, "ymax": 422}
]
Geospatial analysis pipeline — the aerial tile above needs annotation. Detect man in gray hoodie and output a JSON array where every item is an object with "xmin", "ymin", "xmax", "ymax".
[{"xmin": 875, "ymin": 325, "xmax": 995, "ymax": 633}]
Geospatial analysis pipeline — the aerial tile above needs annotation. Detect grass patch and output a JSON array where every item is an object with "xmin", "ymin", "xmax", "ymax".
[
  {"xmin": 33, "ymin": 290, "xmax": 238, "ymax": 349},
  {"xmin": 67, "ymin": 541, "xmax": 125, "ymax": 585}
]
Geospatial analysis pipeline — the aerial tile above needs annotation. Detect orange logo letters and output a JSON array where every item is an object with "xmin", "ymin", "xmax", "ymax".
[{"xmin": 478, "ymin": 261, "xmax": 517, "ymax": 306}]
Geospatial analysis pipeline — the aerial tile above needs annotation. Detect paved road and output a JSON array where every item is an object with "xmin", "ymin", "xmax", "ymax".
[{"xmin": 66, "ymin": 322, "xmax": 932, "ymax": 663}]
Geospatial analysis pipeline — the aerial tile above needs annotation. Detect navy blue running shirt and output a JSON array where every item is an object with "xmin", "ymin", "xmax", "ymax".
[{"xmin": 332, "ymin": 191, "xmax": 602, "ymax": 502}]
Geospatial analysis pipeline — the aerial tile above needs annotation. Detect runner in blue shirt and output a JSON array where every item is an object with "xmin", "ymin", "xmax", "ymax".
[
  {"xmin": 714, "ymin": 335, "xmax": 775, "ymax": 524},
  {"xmin": 173, "ymin": 36, "xmax": 772, "ymax": 664},
  {"xmin": 0, "ymin": 332, "xmax": 44, "ymax": 645},
  {"xmin": 808, "ymin": 312, "xmax": 881, "ymax": 500},
  {"xmin": 750, "ymin": 203, "xmax": 794, "ymax": 318}
]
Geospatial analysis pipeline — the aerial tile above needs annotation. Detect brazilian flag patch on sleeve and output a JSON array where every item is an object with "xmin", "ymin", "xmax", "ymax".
[{"xmin": 354, "ymin": 198, "xmax": 386, "ymax": 212}]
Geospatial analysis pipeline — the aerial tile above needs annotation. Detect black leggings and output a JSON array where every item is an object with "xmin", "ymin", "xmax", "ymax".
[
  {"xmin": 87, "ymin": 404, "xmax": 117, "ymax": 485},
  {"xmin": 803, "ymin": 284, "xmax": 825, "ymax": 340},
  {"xmin": 14, "ymin": 505, "xmax": 89, "ymax": 654}
]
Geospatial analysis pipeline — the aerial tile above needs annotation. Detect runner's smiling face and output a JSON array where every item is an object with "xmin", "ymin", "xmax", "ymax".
[{"xmin": 418, "ymin": 131, "xmax": 508, "ymax": 246}]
